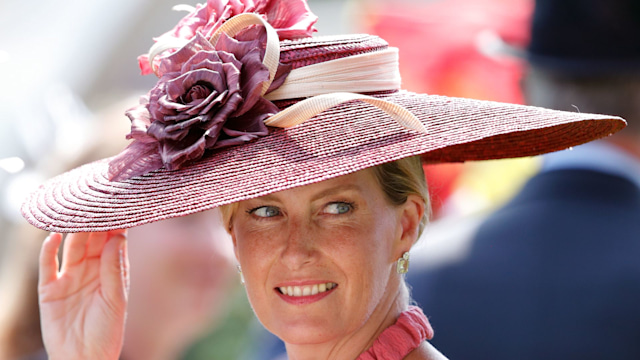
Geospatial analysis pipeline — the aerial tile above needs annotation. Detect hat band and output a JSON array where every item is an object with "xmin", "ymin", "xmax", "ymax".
[
  {"xmin": 206, "ymin": 14, "xmax": 413, "ymax": 133},
  {"xmin": 265, "ymin": 47, "xmax": 401, "ymax": 101},
  {"xmin": 209, "ymin": 13, "xmax": 281, "ymax": 95},
  {"xmin": 208, "ymin": 14, "xmax": 403, "ymax": 100},
  {"xmin": 265, "ymin": 92, "xmax": 426, "ymax": 134}
]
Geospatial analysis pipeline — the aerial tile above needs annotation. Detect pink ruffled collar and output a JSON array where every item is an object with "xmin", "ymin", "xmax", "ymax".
[{"xmin": 357, "ymin": 306, "xmax": 434, "ymax": 360}]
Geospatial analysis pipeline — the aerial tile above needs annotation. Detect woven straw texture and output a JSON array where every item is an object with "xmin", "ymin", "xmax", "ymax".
[
  {"xmin": 279, "ymin": 34, "xmax": 388, "ymax": 69},
  {"xmin": 21, "ymin": 35, "xmax": 626, "ymax": 232}
]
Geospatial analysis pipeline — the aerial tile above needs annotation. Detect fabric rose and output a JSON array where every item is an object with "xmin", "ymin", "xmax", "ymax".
[
  {"xmin": 138, "ymin": 0, "xmax": 317, "ymax": 75},
  {"xmin": 109, "ymin": 28, "xmax": 286, "ymax": 181}
]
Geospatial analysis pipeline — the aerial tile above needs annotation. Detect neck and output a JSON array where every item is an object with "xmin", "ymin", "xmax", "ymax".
[{"xmin": 284, "ymin": 281, "xmax": 408, "ymax": 360}]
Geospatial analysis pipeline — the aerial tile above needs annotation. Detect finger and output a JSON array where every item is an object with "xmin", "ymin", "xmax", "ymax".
[
  {"xmin": 100, "ymin": 232, "xmax": 129, "ymax": 305},
  {"xmin": 109, "ymin": 228, "xmax": 128, "ymax": 238},
  {"xmin": 39, "ymin": 233, "xmax": 62, "ymax": 287},
  {"xmin": 60, "ymin": 232, "xmax": 90, "ymax": 272},
  {"xmin": 86, "ymin": 232, "xmax": 110, "ymax": 258}
]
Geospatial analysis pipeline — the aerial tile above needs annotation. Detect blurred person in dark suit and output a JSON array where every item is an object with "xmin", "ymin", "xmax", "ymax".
[{"xmin": 409, "ymin": 0, "xmax": 640, "ymax": 359}]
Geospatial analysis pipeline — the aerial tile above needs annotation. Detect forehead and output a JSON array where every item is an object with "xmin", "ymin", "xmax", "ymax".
[{"xmin": 247, "ymin": 168, "xmax": 381, "ymax": 203}]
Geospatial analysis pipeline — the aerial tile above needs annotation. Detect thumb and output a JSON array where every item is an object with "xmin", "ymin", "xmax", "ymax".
[{"xmin": 100, "ymin": 231, "xmax": 129, "ymax": 308}]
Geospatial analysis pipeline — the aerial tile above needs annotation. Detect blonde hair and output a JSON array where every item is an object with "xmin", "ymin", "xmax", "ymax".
[
  {"xmin": 220, "ymin": 156, "xmax": 430, "ymax": 237},
  {"xmin": 371, "ymin": 156, "xmax": 430, "ymax": 237}
]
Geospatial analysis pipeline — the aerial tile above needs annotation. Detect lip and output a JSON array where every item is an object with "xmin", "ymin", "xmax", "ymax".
[{"xmin": 274, "ymin": 280, "xmax": 338, "ymax": 305}]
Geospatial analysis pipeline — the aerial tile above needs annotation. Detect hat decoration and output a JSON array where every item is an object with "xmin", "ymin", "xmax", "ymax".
[
  {"xmin": 109, "ymin": 2, "xmax": 422, "ymax": 181},
  {"xmin": 21, "ymin": 0, "xmax": 626, "ymax": 232},
  {"xmin": 110, "ymin": 1, "xmax": 316, "ymax": 179},
  {"xmin": 137, "ymin": 0, "xmax": 319, "ymax": 76}
]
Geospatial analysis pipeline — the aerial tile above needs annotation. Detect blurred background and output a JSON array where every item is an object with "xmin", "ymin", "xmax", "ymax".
[{"xmin": 0, "ymin": 0, "xmax": 553, "ymax": 359}]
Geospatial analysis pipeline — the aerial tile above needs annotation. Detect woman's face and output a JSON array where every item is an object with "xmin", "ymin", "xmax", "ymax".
[{"xmin": 231, "ymin": 169, "xmax": 421, "ymax": 345}]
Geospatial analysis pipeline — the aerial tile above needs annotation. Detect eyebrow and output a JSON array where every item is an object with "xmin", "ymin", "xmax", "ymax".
[
  {"xmin": 309, "ymin": 184, "xmax": 363, "ymax": 203},
  {"xmin": 252, "ymin": 183, "xmax": 363, "ymax": 204}
]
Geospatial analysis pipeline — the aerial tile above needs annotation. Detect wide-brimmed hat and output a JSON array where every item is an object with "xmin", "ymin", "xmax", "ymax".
[{"xmin": 21, "ymin": 1, "xmax": 625, "ymax": 232}]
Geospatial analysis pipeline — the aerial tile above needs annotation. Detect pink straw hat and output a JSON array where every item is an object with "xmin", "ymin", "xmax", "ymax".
[{"xmin": 21, "ymin": 1, "xmax": 625, "ymax": 232}]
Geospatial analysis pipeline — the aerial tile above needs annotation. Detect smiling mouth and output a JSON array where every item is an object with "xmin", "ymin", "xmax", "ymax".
[{"xmin": 277, "ymin": 282, "xmax": 337, "ymax": 297}]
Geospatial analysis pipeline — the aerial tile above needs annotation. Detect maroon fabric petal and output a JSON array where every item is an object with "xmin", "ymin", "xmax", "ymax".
[
  {"xmin": 236, "ymin": 96, "xmax": 280, "ymax": 127},
  {"xmin": 157, "ymin": 34, "xmax": 215, "ymax": 77},
  {"xmin": 201, "ymin": 0, "xmax": 249, "ymax": 38},
  {"xmin": 159, "ymin": 116, "xmax": 207, "ymax": 140},
  {"xmin": 137, "ymin": 0, "xmax": 317, "ymax": 75},
  {"xmin": 231, "ymin": 48, "xmax": 271, "ymax": 116},
  {"xmin": 124, "ymin": 97, "xmax": 155, "ymax": 143},
  {"xmin": 260, "ymin": 0, "xmax": 318, "ymax": 39},
  {"xmin": 108, "ymin": 141, "xmax": 164, "ymax": 181},
  {"xmin": 217, "ymin": 27, "xmax": 267, "ymax": 61},
  {"xmin": 181, "ymin": 50, "xmax": 223, "ymax": 73},
  {"xmin": 213, "ymin": 96, "xmax": 274, "ymax": 148},
  {"xmin": 147, "ymin": 121, "xmax": 185, "ymax": 142},
  {"xmin": 117, "ymin": 7, "xmax": 299, "ymax": 179},
  {"xmin": 157, "ymin": 93, "xmax": 190, "ymax": 113},
  {"xmin": 205, "ymin": 91, "xmax": 243, "ymax": 127},
  {"xmin": 266, "ymin": 62, "xmax": 293, "ymax": 94},
  {"xmin": 160, "ymin": 132, "xmax": 207, "ymax": 170}
]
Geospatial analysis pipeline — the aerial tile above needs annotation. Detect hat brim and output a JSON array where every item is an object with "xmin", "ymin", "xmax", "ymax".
[{"xmin": 22, "ymin": 90, "xmax": 624, "ymax": 232}]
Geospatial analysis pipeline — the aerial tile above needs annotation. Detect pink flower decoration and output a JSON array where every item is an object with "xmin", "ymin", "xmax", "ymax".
[
  {"xmin": 110, "ymin": 28, "xmax": 289, "ymax": 181},
  {"xmin": 138, "ymin": 0, "xmax": 318, "ymax": 75}
]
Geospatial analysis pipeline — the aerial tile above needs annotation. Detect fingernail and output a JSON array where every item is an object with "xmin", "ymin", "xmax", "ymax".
[{"xmin": 115, "ymin": 228, "xmax": 128, "ymax": 237}]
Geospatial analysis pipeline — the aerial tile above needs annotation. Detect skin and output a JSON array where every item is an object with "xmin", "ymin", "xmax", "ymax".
[
  {"xmin": 38, "ymin": 210, "xmax": 235, "ymax": 360},
  {"xmin": 38, "ymin": 231, "xmax": 128, "ymax": 360},
  {"xmin": 230, "ymin": 168, "xmax": 429, "ymax": 360},
  {"xmin": 38, "ymin": 169, "xmax": 447, "ymax": 359}
]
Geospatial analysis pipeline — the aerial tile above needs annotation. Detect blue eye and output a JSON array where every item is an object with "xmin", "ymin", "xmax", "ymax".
[
  {"xmin": 325, "ymin": 202, "xmax": 352, "ymax": 215},
  {"xmin": 251, "ymin": 206, "xmax": 280, "ymax": 218}
]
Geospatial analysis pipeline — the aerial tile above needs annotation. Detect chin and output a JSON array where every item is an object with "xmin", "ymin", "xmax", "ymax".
[{"xmin": 269, "ymin": 317, "xmax": 348, "ymax": 346}]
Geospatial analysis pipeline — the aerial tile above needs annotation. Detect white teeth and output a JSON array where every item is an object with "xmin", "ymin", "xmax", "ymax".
[{"xmin": 280, "ymin": 282, "xmax": 337, "ymax": 297}]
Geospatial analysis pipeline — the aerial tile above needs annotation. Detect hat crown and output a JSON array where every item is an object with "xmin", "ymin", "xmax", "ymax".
[{"xmin": 279, "ymin": 34, "xmax": 389, "ymax": 69}]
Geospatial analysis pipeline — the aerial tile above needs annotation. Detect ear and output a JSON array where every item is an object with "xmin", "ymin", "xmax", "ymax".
[{"xmin": 393, "ymin": 194, "xmax": 425, "ymax": 256}]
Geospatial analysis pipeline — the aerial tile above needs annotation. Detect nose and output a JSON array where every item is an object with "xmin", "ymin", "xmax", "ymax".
[{"xmin": 280, "ymin": 219, "xmax": 317, "ymax": 270}]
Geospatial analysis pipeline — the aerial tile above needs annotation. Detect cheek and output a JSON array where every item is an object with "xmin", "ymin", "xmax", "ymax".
[
  {"xmin": 236, "ymin": 226, "xmax": 275, "ymax": 260},
  {"xmin": 341, "ymin": 216, "xmax": 397, "ymax": 301},
  {"xmin": 234, "ymin": 226, "xmax": 280, "ymax": 287}
]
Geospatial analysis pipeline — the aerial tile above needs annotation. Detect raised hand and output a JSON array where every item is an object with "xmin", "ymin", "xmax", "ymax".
[{"xmin": 38, "ymin": 231, "xmax": 129, "ymax": 360}]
